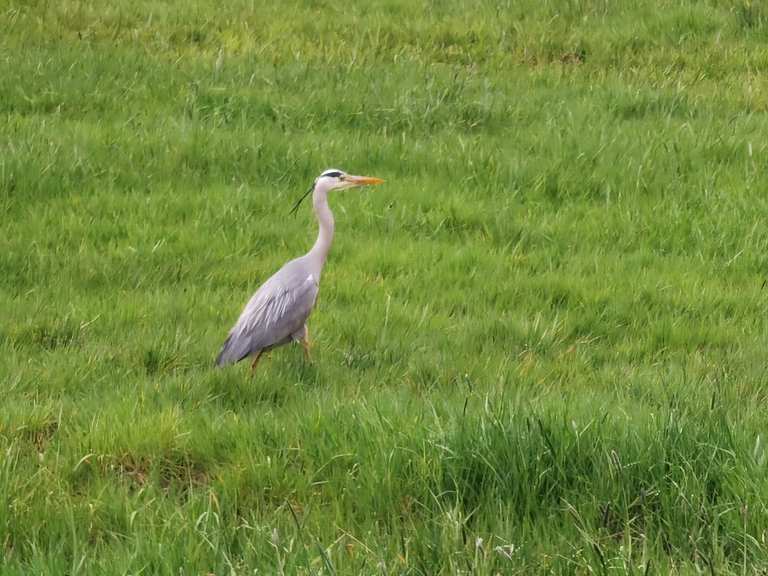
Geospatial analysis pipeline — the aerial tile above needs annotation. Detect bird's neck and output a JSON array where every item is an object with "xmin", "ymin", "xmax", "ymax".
[{"xmin": 308, "ymin": 188, "xmax": 335, "ymax": 273}]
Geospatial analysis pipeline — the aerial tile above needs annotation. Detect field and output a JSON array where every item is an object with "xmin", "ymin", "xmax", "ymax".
[{"xmin": 2, "ymin": 0, "xmax": 768, "ymax": 573}]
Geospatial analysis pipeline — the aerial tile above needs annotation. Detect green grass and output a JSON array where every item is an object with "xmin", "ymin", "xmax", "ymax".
[{"xmin": 2, "ymin": 0, "xmax": 768, "ymax": 573}]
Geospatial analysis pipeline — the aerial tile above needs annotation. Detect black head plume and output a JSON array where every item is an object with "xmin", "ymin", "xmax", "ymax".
[{"xmin": 289, "ymin": 182, "xmax": 314, "ymax": 215}]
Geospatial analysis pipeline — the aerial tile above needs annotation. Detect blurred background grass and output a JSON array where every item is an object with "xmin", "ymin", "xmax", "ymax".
[{"xmin": 1, "ymin": 0, "xmax": 768, "ymax": 573}]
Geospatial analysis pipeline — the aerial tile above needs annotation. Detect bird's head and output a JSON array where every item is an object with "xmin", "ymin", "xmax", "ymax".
[
  {"xmin": 315, "ymin": 168, "xmax": 385, "ymax": 192},
  {"xmin": 290, "ymin": 168, "xmax": 384, "ymax": 214}
]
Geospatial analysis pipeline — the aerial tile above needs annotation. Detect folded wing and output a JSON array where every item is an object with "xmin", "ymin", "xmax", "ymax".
[{"xmin": 216, "ymin": 264, "xmax": 319, "ymax": 366}]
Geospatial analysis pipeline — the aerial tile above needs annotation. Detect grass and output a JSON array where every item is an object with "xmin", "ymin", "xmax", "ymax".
[{"xmin": 2, "ymin": 0, "xmax": 768, "ymax": 573}]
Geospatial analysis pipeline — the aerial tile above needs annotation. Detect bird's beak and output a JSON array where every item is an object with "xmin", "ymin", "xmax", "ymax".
[{"xmin": 345, "ymin": 175, "xmax": 385, "ymax": 187}]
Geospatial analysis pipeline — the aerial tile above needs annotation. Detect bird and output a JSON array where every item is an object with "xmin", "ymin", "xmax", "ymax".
[{"xmin": 215, "ymin": 168, "xmax": 385, "ymax": 371}]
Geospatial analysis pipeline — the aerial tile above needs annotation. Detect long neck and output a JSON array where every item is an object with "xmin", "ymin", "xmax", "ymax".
[{"xmin": 307, "ymin": 187, "xmax": 335, "ymax": 273}]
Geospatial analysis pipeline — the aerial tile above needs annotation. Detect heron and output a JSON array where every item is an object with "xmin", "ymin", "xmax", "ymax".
[{"xmin": 215, "ymin": 168, "xmax": 385, "ymax": 371}]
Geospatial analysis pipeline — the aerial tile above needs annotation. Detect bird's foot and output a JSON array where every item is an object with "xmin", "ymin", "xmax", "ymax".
[
  {"xmin": 250, "ymin": 351, "xmax": 262, "ymax": 374},
  {"xmin": 301, "ymin": 339, "xmax": 312, "ymax": 362}
]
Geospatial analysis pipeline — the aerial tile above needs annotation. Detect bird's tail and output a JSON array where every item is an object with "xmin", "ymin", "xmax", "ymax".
[
  {"xmin": 215, "ymin": 335, "xmax": 236, "ymax": 366},
  {"xmin": 215, "ymin": 334, "xmax": 252, "ymax": 367}
]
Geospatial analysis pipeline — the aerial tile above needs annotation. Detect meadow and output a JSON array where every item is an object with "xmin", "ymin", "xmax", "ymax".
[{"xmin": 2, "ymin": 0, "xmax": 768, "ymax": 573}]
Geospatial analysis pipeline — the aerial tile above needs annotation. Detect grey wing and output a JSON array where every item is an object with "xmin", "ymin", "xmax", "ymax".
[{"xmin": 216, "ymin": 265, "xmax": 319, "ymax": 366}]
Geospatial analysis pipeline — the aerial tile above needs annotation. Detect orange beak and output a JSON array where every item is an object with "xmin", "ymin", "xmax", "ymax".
[{"xmin": 346, "ymin": 175, "xmax": 385, "ymax": 186}]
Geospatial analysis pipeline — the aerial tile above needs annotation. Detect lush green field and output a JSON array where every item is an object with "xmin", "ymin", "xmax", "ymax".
[{"xmin": 2, "ymin": 0, "xmax": 768, "ymax": 573}]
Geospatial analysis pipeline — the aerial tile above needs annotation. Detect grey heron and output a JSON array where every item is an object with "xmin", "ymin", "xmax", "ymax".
[{"xmin": 215, "ymin": 168, "xmax": 385, "ymax": 371}]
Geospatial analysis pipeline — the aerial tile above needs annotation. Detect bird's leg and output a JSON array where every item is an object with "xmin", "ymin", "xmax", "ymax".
[
  {"xmin": 250, "ymin": 351, "xmax": 262, "ymax": 374},
  {"xmin": 302, "ymin": 328, "xmax": 312, "ymax": 361},
  {"xmin": 294, "ymin": 324, "xmax": 311, "ymax": 361}
]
